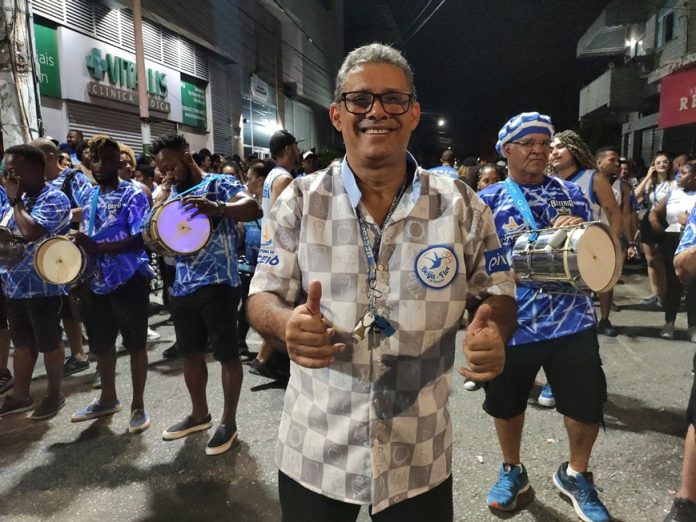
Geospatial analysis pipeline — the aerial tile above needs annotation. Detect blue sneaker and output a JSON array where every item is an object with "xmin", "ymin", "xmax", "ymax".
[
  {"xmin": 538, "ymin": 383, "xmax": 555, "ymax": 408},
  {"xmin": 553, "ymin": 462, "xmax": 610, "ymax": 522},
  {"xmin": 487, "ymin": 463, "xmax": 530, "ymax": 511}
]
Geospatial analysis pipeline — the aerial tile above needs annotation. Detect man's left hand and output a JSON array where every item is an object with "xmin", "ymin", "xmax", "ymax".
[
  {"xmin": 72, "ymin": 232, "xmax": 100, "ymax": 255},
  {"xmin": 4, "ymin": 174, "xmax": 21, "ymax": 200},
  {"xmin": 459, "ymin": 303, "xmax": 505, "ymax": 383},
  {"xmin": 552, "ymin": 214, "xmax": 584, "ymax": 228},
  {"xmin": 181, "ymin": 196, "xmax": 222, "ymax": 218}
]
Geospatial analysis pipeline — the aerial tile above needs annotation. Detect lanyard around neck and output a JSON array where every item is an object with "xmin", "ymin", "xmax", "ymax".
[
  {"xmin": 504, "ymin": 177, "xmax": 538, "ymax": 232},
  {"xmin": 173, "ymin": 174, "xmax": 224, "ymax": 199},
  {"xmin": 356, "ymin": 176, "xmax": 408, "ymax": 282},
  {"xmin": 87, "ymin": 187, "xmax": 100, "ymax": 237}
]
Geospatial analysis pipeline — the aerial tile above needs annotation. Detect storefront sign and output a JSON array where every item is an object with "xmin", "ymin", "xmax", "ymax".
[
  {"xmin": 34, "ymin": 23, "xmax": 61, "ymax": 98},
  {"xmin": 250, "ymin": 75, "xmax": 270, "ymax": 104},
  {"xmin": 60, "ymin": 28, "xmax": 187, "ymax": 123},
  {"xmin": 181, "ymin": 77, "xmax": 207, "ymax": 128},
  {"xmin": 659, "ymin": 66, "xmax": 696, "ymax": 128}
]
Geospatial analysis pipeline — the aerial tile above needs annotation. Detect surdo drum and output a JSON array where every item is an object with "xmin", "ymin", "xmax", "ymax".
[
  {"xmin": 143, "ymin": 199, "xmax": 211, "ymax": 256},
  {"xmin": 34, "ymin": 236, "xmax": 95, "ymax": 285},
  {"xmin": 511, "ymin": 221, "xmax": 621, "ymax": 293}
]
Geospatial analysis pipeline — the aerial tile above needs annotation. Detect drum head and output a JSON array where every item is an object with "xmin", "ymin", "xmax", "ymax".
[
  {"xmin": 35, "ymin": 237, "xmax": 82, "ymax": 285},
  {"xmin": 157, "ymin": 201, "xmax": 211, "ymax": 254},
  {"xmin": 575, "ymin": 225, "xmax": 621, "ymax": 292}
]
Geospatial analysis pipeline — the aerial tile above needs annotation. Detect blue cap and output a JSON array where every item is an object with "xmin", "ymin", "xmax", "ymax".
[{"xmin": 496, "ymin": 112, "xmax": 554, "ymax": 158}]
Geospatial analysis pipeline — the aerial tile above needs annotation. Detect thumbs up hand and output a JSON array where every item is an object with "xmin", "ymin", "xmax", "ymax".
[
  {"xmin": 459, "ymin": 303, "xmax": 505, "ymax": 383},
  {"xmin": 285, "ymin": 280, "xmax": 346, "ymax": 368}
]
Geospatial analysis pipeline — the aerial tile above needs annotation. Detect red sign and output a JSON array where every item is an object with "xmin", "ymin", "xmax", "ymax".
[{"xmin": 659, "ymin": 66, "xmax": 696, "ymax": 128}]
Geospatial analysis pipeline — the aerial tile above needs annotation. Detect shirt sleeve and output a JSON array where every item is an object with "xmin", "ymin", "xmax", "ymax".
[
  {"xmin": 32, "ymin": 190, "xmax": 70, "ymax": 234},
  {"xmin": 458, "ymin": 185, "xmax": 516, "ymax": 302},
  {"xmin": 219, "ymin": 176, "xmax": 244, "ymax": 202},
  {"xmin": 248, "ymin": 182, "xmax": 302, "ymax": 304},
  {"xmin": 126, "ymin": 189, "xmax": 150, "ymax": 236},
  {"xmin": 72, "ymin": 171, "xmax": 93, "ymax": 207},
  {"xmin": 676, "ymin": 206, "xmax": 696, "ymax": 256}
]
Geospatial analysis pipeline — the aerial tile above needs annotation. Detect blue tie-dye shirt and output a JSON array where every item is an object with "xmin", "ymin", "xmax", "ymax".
[
  {"xmin": 80, "ymin": 180, "xmax": 150, "ymax": 294},
  {"xmin": 49, "ymin": 167, "xmax": 93, "ymax": 209},
  {"xmin": 478, "ymin": 176, "xmax": 596, "ymax": 345},
  {"xmin": 170, "ymin": 175, "xmax": 245, "ymax": 297},
  {"xmin": 676, "ymin": 205, "xmax": 696, "ymax": 255},
  {"xmin": 0, "ymin": 185, "xmax": 71, "ymax": 299}
]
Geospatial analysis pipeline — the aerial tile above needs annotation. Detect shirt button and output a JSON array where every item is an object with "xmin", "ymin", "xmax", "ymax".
[{"xmin": 377, "ymin": 264, "xmax": 384, "ymax": 271}]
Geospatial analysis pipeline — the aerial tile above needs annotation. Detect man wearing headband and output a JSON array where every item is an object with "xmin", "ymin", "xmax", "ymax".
[
  {"xmin": 550, "ymin": 131, "xmax": 623, "ymax": 338},
  {"xmin": 478, "ymin": 112, "xmax": 611, "ymax": 522}
]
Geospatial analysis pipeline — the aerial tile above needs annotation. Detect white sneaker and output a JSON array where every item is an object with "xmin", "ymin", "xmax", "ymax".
[
  {"xmin": 660, "ymin": 322, "xmax": 675, "ymax": 340},
  {"xmin": 689, "ymin": 326, "xmax": 696, "ymax": 343},
  {"xmin": 537, "ymin": 383, "xmax": 555, "ymax": 408},
  {"xmin": 463, "ymin": 379, "xmax": 481, "ymax": 391},
  {"xmin": 147, "ymin": 327, "xmax": 161, "ymax": 341}
]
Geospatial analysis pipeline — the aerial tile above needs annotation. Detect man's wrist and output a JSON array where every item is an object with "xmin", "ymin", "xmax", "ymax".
[
  {"xmin": 10, "ymin": 196, "xmax": 22, "ymax": 206},
  {"xmin": 217, "ymin": 200, "xmax": 226, "ymax": 216}
]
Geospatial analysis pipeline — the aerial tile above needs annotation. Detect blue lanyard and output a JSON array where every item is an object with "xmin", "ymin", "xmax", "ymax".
[
  {"xmin": 356, "ymin": 178, "xmax": 407, "ymax": 283},
  {"xmin": 504, "ymin": 177, "xmax": 538, "ymax": 232},
  {"xmin": 172, "ymin": 174, "xmax": 224, "ymax": 200},
  {"xmin": 87, "ymin": 187, "xmax": 100, "ymax": 237}
]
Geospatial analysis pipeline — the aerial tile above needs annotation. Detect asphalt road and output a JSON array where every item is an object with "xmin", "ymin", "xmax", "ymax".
[{"xmin": 0, "ymin": 270, "xmax": 693, "ymax": 521}]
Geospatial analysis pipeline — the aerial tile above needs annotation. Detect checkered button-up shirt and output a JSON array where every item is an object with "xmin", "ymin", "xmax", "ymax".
[{"xmin": 249, "ymin": 155, "xmax": 515, "ymax": 513}]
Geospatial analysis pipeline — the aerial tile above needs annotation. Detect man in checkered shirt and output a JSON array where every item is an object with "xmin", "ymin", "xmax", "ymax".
[{"xmin": 247, "ymin": 43, "xmax": 517, "ymax": 521}]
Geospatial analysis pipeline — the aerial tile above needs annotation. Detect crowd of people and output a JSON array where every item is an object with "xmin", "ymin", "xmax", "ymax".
[{"xmin": 0, "ymin": 42, "xmax": 694, "ymax": 522}]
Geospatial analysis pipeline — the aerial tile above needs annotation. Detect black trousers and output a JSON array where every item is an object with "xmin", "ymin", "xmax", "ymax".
[
  {"xmin": 278, "ymin": 471, "xmax": 453, "ymax": 522},
  {"xmin": 660, "ymin": 232, "xmax": 696, "ymax": 324}
]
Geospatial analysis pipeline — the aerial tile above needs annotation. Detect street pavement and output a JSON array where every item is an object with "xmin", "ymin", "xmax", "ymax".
[{"xmin": 0, "ymin": 269, "xmax": 694, "ymax": 521}]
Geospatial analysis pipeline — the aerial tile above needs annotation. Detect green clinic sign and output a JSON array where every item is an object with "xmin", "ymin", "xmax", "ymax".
[
  {"xmin": 34, "ymin": 23, "xmax": 61, "ymax": 98},
  {"xmin": 181, "ymin": 78, "xmax": 207, "ymax": 129}
]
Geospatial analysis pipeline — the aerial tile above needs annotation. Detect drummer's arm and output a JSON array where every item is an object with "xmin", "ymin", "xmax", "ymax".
[
  {"xmin": 675, "ymin": 244, "xmax": 696, "ymax": 283},
  {"xmin": 220, "ymin": 193, "xmax": 262, "ymax": 222},
  {"xmin": 649, "ymin": 197, "xmax": 668, "ymax": 234},
  {"xmin": 70, "ymin": 208, "xmax": 83, "ymax": 223},
  {"xmin": 594, "ymin": 174, "xmax": 623, "ymax": 239},
  {"xmin": 12, "ymin": 201, "xmax": 48, "ymax": 241}
]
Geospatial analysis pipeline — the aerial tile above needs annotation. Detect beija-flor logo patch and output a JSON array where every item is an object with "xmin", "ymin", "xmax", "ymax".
[{"xmin": 414, "ymin": 245, "xmax": 458, "ymax": 289}]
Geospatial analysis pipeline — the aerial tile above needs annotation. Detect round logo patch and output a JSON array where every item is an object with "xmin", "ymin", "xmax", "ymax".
[{"xmin": 414, "ymin": 245, "xmax": 458, "ymax": 289}]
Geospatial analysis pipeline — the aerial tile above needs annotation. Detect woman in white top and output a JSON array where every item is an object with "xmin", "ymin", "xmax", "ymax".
[
  {"xmin": 650, "ymin": 161, "xmax": 696, "ymax": 340},
  {"xmin": 635, "ymin": 153, "xmax": 674, "ymax": 307}
]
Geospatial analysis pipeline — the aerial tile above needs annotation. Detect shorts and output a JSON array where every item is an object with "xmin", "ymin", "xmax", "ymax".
[
  {"xmin": 0, "ymin": 292, "xmax": 7, "ymax": 329},
  {"xmin": 483, "ymin": 328, "xmax": 607, "ymax": 424},
  {"xmin": 688, "ymin": 352, "xmax": 696, "ymax": 426},
  {"xmin": 81, "ymin": 274, "xmax": 149, "ymax": 355},
  {"xmin": 170, "ymin": 284, "xmax": 240, "ymax": 362},
  {"xmin": 5, "ymin": 295, "xmax": 62, "ymax": 352}
]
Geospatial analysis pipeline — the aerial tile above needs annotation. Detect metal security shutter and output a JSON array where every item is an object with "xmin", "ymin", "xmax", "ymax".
[
  {"xmin": 67, "ymin": 102, "xmax": 175, "ymax": 153},
  {"xmin": 210, "ymin": 61, "xmax": 232, "ymax": 154}
]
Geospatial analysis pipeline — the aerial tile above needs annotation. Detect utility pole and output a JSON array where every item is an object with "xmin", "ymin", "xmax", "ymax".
[
  {"xmin": 132, "ymin": 0, "xmax": 151, "ymax": 153},
  {"xmin": 0, "ymin": 0, "xmax": 39, "ymax": 149}
]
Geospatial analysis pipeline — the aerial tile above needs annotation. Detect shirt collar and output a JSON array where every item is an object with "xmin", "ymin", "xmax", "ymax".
[{"xmin": 340, "ymin": 152, "xmax": 422, "ymax": 209}]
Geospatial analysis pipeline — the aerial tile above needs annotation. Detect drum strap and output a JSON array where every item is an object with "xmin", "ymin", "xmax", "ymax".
[
  {"xmin": 504, "ymin": 178, "xmax": 538, "ymax": 235},
  {"xmin": 87, "ymin": 187, "xmax": 100, "ymax": 237},
  {"xmin": 0, "ymin": 208, "xmax": 14, "ymax": 228}
]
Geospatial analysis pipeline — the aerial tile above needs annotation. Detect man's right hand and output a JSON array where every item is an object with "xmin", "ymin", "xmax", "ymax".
[{"xmin": 285, "ymin": 280, "xmax": 345, "ymax": 368}]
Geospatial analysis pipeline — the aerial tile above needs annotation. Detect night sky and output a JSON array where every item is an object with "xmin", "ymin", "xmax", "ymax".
[{"xmin": 346, "ymin": 0, "xmax": 613, "ymax": 163}]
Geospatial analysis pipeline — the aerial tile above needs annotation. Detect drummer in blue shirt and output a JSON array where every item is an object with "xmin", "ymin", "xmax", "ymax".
[
  {"xmin": 0, "ymin": 144, "xmax": 71, "ymax": 420},
  {"xmin": 151, "ymin": 134, "xmax": 261, "ymax": 456},
  {"xmin": 69, "ymin": 135, "xmax": 153, "ymax": 434}
]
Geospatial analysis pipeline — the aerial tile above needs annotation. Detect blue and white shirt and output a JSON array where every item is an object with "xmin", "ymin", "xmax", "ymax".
[
  {"xmin": 428, "ymin": 165, "xmax": 459, "ymax": 179},
  {"xmin": 170, "ymin": 175, "xmax": 245, "ymax": 296},
  {"xmin": 478, "ymin": 176, "xmax": 596, "ymax": 345},
  {"xmin": 49, "ymin": 167, "xmax": 92, "ymax": 209},
  {"xmin": 243, "ymin": 219, "xmax": 262, "ymax": 265},
  {"xmin": 676, "ymin": 205, "xmax": 696, "ymax": 255},
  {"xmin": 80, "ymin": 181, "xmax": 150, "ymax": 294},
  {"xmin": 0, "ymin": 185, "xmax": 71, "ymax": 299}
]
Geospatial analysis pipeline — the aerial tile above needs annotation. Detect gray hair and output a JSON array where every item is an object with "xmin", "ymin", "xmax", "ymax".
[{"xmin": 333, "ymin": 43, "xmax": 416, "ymax": 102}]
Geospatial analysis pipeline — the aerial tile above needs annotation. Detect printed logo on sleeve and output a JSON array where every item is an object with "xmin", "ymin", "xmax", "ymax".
[
  {"xmin": 484, "ymin": 247, "xmax": 510, "ymax": 274},
  {"xmin": 414, "ymin": 245, "xmax": 458, "ymax": 289}
]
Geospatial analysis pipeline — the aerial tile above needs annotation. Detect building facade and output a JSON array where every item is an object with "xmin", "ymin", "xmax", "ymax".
[
  {"xmin": 577, "ymin": 0, "xmax": 696, "ymax": 164},
  {"xmin": 31, "ymin": 0, "xmax": 343, "ymax": 156}
]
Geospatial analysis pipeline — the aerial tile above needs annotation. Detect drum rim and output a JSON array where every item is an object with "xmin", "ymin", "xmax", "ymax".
[{"xmin": 144, "ymin": 199, "xmax": 212, "ymax": 256}]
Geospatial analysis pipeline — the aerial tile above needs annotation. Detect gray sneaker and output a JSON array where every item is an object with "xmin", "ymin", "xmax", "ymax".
[
  {"xmin": 661, "ymin": 322, "xmax": 675, "ymax": 340},
  {"xmin": 30, "ymin": 395, "xmax": 66, "ymax": 421},
  {"xmin": 0, "ymin": 396, "xmax": 34, "ymax": 418},
  {"xmin": 129, "ymin": 409, "xmax": 151, "ymax": 434},
  {"xmin": 71, "ymin": 398, "xmax": 122, "ymax": 422}
]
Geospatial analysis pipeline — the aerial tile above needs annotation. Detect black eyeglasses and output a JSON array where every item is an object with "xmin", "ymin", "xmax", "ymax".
[{"xmin": 339, "ymin": 91, "xmax": 415, "ymax": 115}]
